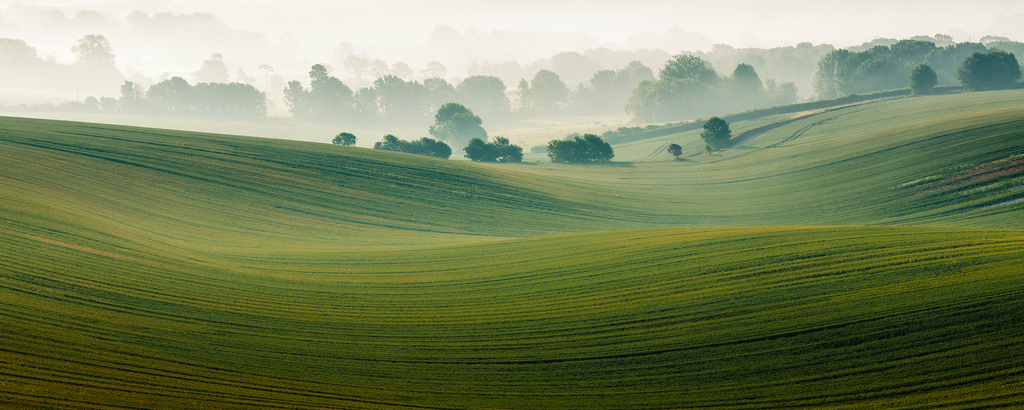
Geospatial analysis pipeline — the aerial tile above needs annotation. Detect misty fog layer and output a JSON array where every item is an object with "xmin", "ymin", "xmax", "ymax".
[{"xmin": 2, "ymin": 1, "xmax": 1024, "ymax": 104}]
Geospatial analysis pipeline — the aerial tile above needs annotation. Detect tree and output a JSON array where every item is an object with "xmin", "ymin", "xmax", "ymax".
[
  {"xmin": 422, "ymin": 61, "xmax": 446, "ymax": 79},
  {"xmin": 925, "ymin": 42, "xmax": 986, "ymax": 84},
  {"xmin": 258, "ymin": 64, "xmax": 274, "ymax": 94},
  {"xmin": 423, "ymin": 77, "xmax": 458, "ymax": 115},
  {"xmin": 700, "ymin": 117, "xmax": 732, "ymax": 152},
  {"xmin": 333, "ymin": 132, "xmax": 357, "ymax": 146},
  {"xmin": 70, "ymin": 34, "xmax": 123, "ymax": 88},
  {"xmin": 308, "ymin": 64, "xmax": 354, "ymax": 120},
  {"xmin": 547, "ymin": 134, "xmax": 613, "ymax": 163},
  {"xmin": 119, "ymin": 81, "xmax": 145, "ymax": 113},
  {"xmin": 464, "ymin": 136, "xmax": 522, "ymax": 162},
  {"xmin": 526, "ymin": 70, "xmax": 569, "ymax": 111},
  {"xmin": 457, "ymin": 76, "xmax": 509, "ymax": 116},
  {"xmin": 71, "ymin": 34, "xmax": 115, "ymax": 68},
  {"xmin": 0, "ymin": 38, "xmax": 41, "ymax": 65},
  {"xmin": 667, "ymin": 143, "xmax": 683, "ymax": 160},
  {"xmin": 956, "ymin": 50, "xmax": 1021, "ymax": 91},
  {"xmin": 659, "ymin": 54, "xmax": 721, "ymax": 86},
  {"xmin": 373, "ymin": 75, "xmax": 428, "ymax": 122},
  {"xmin": 193, "ymin": 53, "xmax": 229, "ymax": 83},
  {"xmin": 730, "ymin": 63, "xmax": 763, "ymax": 98},
  {"xmin": 146, "ymin": 77, "xmax": 192, "ymax": 113},
  {"xmin": 812, "ymin": 51, "xmax": 841, "ymax": 100},
  {"xmin": 909, "ymin": 64, "xmax": 938, "ymax": 94},
  {"xmin": 283, "ymin": 80, "xmax": 310, "ymax": 118},
  {"xmin": 428, "ymin": 103, "xmax": 487, "ymax": 148},
  {"xmin": 390, "ymin": 62, "xmax": 414, "ymax": 79},
  {"xmin": 344, "ymin": 55, "xmax": 370, "ymax": 83}
]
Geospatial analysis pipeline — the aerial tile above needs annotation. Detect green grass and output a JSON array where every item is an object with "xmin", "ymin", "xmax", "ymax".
[
  {"xmin": 2, "ymin": 226, "xmax": 1023, "ymax": 409},
  {"xmin": 2, "ymin": 90, "xmax": 1024, "ymax": 409}
]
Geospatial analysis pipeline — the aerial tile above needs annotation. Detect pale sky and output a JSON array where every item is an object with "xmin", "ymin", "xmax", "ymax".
[{"xmin": 9, "ymin": 0, "xmax": 1024, "ymax": 49}]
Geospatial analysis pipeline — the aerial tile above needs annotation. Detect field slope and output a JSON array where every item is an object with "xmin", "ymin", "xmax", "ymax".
[
  {"xmin": 2, "ymin": 90, "xmax": 1024, "ymax": 409},
  {"xmin": 3, "ymin": 226, "xmax": 1023, "ymax": 409}
]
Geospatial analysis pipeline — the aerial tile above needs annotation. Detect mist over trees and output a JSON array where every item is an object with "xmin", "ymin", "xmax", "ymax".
[
  {"xmin": 625, "ymin": 54, "xmax": 797, "ymax": 122},
  {"xmin": 956, "ymin": 51, "xmax": 1022, "ymax": 91},
  {"xmin": 812, "ymin": 36, "xmax": 1024, "ymax": 99},
  {"xmin": 120, "ymin": 77, "xmax": 267, "ymax": 118},
  {"xmin": 3, "ymin": 8, "xmax": 1023, "ymax": 137}
]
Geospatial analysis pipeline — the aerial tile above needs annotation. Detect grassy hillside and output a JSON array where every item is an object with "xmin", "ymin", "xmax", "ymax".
[
  {"xmin": 2, "ymin": 226, "xmax": 1023, "ymax": 409},
  {"xmin": 528, "ymin": 90, "xmax": 1024, "ymax": 228},
  {"xmin": 2, "ymin": 90, "xmax": 1024, "ymax": 409},
  {"xmin": 0, "ymin": 117, "xmax": 644, "ymax": 255}
]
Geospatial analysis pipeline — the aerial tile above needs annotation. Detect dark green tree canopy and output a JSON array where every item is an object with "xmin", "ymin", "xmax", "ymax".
[
  {"xmin": 700, "ymin": 117, "xmax": 732, "ymax": 152},
  {"xmin": 956, "ymin": 50, "xmax": 1022, "ymax": 91},
  {"xmin": 909, "ymin": 64, "xmax": 938, "ymax": 94},
  {"xmin": 547, "ymin": 134, "xmax": 614, "ymax": 164},
  {"xmin": 429, "ymin": 103, "xmax": 487, "ymax": 148},
  {"xmin": 667, "ymin": 143, "xmax": 683, "ymax": 159},
  {"xmin": 464, "ymin": 136, "xmax": 523, "ymax": 162},
  {"xmin": 373, "ymin": 134, "xmax": 451, "ymax": 159},
  {"xmin": 332, "ymin": 132, "xmax": 357, "ymax": 146}
]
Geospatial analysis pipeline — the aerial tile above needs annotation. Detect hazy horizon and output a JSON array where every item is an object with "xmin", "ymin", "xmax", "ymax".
[{"xmin": 3, "ymin": 0, "xmax": 1024, "ymax": 104}]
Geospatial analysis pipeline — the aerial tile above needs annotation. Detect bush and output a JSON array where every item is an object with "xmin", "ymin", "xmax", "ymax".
[
  {"xmin": 373, "ymin": 134, "xmax": 452, "ymax": 159},
  {"xmin": 547, "ymin": 134, "xmax": 614, "ymax": 163},
  {"xmin": 464, "ymin": 136, "xmax": 523, "ymax": 162}
]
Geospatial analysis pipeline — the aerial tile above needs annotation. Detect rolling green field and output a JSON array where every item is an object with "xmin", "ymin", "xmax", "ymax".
[{"xmin": 2, "ymin": 90, "xmax": 1024, "ymax": 409}]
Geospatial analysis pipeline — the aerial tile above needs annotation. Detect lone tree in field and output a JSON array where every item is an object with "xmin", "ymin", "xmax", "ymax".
[
  {"xmin": 956, "ymin": 51, "xmax": 1021, "ymax": 91},
  {"xmin": 700, "ymin": 117, "xmax": 732, "ymax": 152},
  {"xmin": 332, "ymin": 132, "xmax": 357, "ymax": 146},
  {"xmin": 667, "ymin": 143, "xmax": 683, "ymax": 160},
  {"xmin": 909, "ymin": 64, "xmax": 938, "ymax": 95},
  {"xmin": 464, "ymin": 136, "xmax": 523, "ymax": 162},
  {"xmin": 547, "ymin": 134, "xmax": 614, "ymax": 163},
  {"xmin": 428, "ymin": 103, "xmax": 487, "ymax": 149}
]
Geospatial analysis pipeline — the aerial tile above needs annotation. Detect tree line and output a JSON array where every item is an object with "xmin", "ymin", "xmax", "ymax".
[
  {"xmin": 625, "ymin": 56, "xmax": 799, "ymax": 123},
  {"xmin": 813, "ymin": 38, "xmax": 1023, "ymax": 98},
  {"xmin": 282, "ymin": 62, "xmax": 655, "ymax": 126},
  {"xmin": 120, "ymin": 77, "xmax": 267, "ymax": 118}
]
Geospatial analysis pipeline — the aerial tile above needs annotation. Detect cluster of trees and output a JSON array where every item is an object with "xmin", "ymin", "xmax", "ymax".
[
  {"xmin": 282, "ymin": 61, "xmax": 657, "ymax": 126},
  {"xmin": 693, "ymin": 43, "xmax": 837, "ymax": 99},
  {"xmin": 284, "ymin": 64, "xmax": 511, "ymax": 126},
  {"xmin": 626, "ymin": 55, "xmax": 798, "ymax": 123},
  {"xmin": 464, "ymin": 137, "xmax": 523, "ymax": 162},
  {"xmin": 372, "ymin": 134, "xmax": 452, "ymax": 159},
  {"xmin": 428, "ymin": 103, "xmax": 487, "ymax": 148},
  {"xmin": 547, "ymin": 134, "xmax": 614, "ymax": 163},
  {"xmin": 120, "ymin": 77, "xmax": 267, "ymax": 118},
  {"xmin": 813, "ymin": 38, "xmax": 1024, "ymax": 98}
]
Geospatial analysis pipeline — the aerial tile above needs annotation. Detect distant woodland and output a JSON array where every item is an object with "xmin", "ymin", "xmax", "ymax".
[{"xmin": 3, "ymin": 33, "xmax": 1023, "ymax": 126}]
